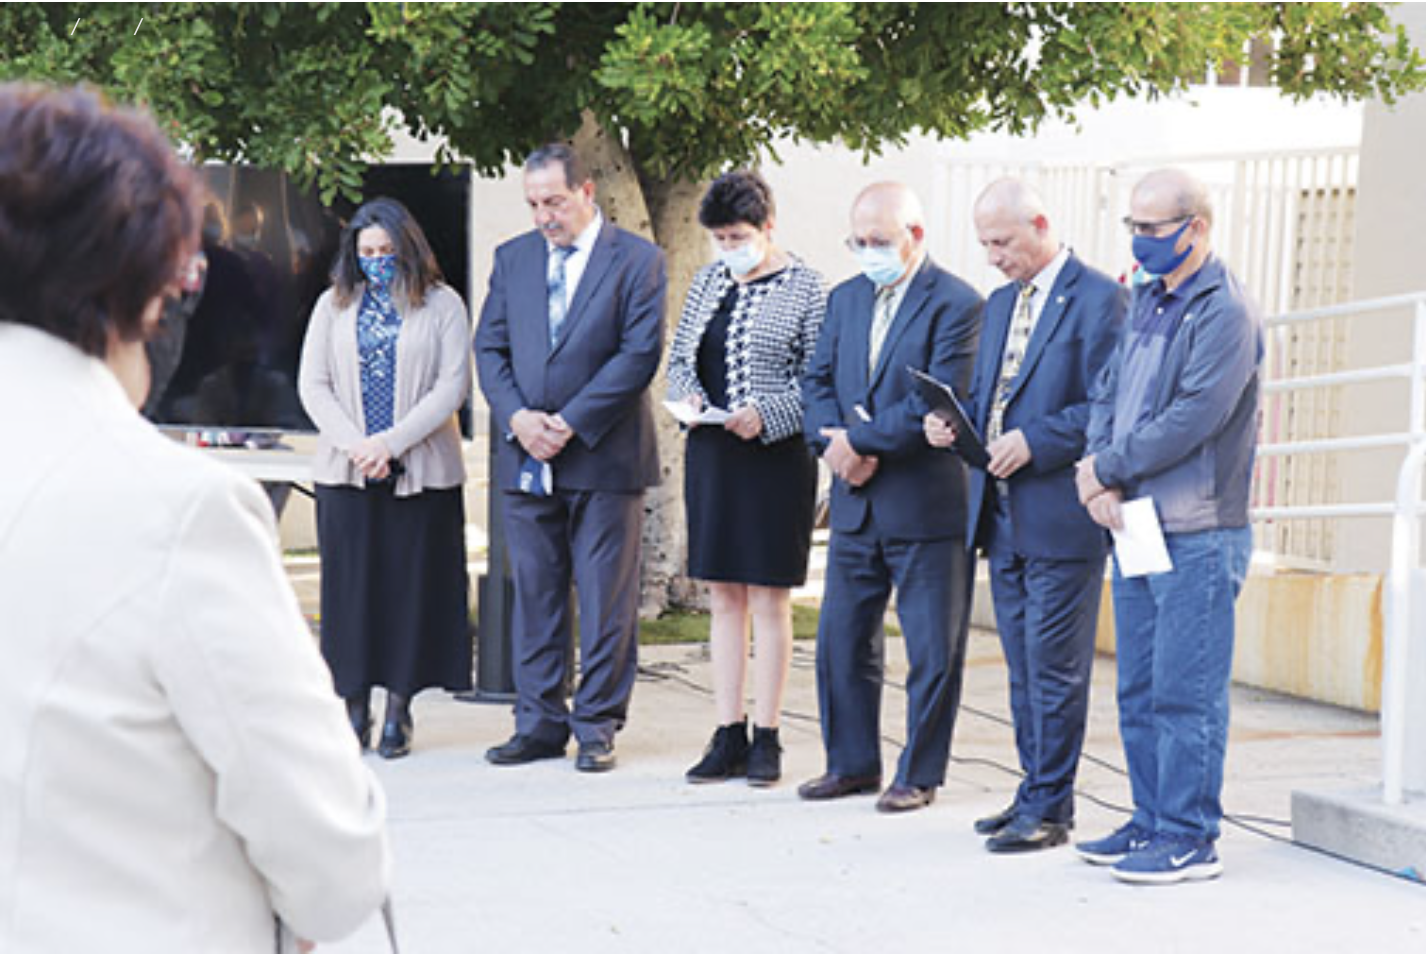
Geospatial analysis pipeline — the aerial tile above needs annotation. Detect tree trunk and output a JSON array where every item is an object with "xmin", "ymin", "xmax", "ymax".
[{"xmin": 570, "ymin": 112, "xmax": 707, "ymax": 617}]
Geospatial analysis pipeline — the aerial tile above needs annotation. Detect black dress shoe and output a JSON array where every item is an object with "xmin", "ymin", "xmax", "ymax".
[
  {"xmin": 985, "ymin": 815, "xmax": 1071, "ymax": 853},
  {"xmin": 486, "ymin": 734, "xmax": 567, "ymax": 766},
  {"xmin": 576, "ymin": 741, "xmax": 616, "ymax": 773},
  {"xmin": 797, "ymin": 773, "xmax": 882, "ymax": 801},
  {"xmin": 377, "ymin": 716, "xmax": 413, "ymax": 760},
  {"xmin": 875, "ymin": 784, "xmax": 937, "ymax": 814},
  {"xmin": 974, "ymin": 803, "xmax": 1019, "ymax": 836}
]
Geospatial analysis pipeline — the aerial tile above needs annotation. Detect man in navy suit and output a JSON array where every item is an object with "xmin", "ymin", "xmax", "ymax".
[
  {"xmin": 926, "ymin": 178, "xmax": 1124, "ymax": 850},
  {"xmin": 800, "ymin": 182, "xmax": 983, "ymax": 813},
  {"xmin": 474, "ymin": 144, "xmax": 667, "ymax": 773}
]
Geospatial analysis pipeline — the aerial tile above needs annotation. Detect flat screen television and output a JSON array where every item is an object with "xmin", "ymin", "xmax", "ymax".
[{"xmin": 143, "ymin": 163, "xmax": 472, "ymax": 439}]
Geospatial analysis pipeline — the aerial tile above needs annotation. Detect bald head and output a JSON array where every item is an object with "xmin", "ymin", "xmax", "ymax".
[
  {"xmin": 851, "ymin": 181, "xmax": 926, "ymax": 236},
  {"xmin": 848, "ymin": 182, "xmax": 926, "ymax": 287},
  {"xmin": 975, "ymin": 177, "xmax": 1048, "ymax": 224},
  {"xmin": 974, "ymin": 177, "xmax": 1059, "ymax": 284},
  {"xmin": 1132, "ymin": 168, "xmax": 1214, "ymax": 227}
]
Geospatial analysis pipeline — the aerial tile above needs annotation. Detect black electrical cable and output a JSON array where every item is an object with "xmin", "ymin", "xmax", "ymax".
[{"xmin": 642, "ymin": 641, "xmax": 1299, "ymax": 843}]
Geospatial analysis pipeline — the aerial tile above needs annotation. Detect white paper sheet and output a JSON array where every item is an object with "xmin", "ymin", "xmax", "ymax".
[
  {"xmin": 663, "ymin": 399, "xmax": 731, "ymax": 426},
  {"xmin": 1111, "ymin": 497, "xmax": 1174, "ymax": 578}
]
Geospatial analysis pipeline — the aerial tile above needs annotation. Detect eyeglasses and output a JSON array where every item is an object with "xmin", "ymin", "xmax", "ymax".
[
  {"xmin": 844, "ymin": 229, "xmax": 907, "ymax": 253},
  {"xmin": 1122, "ymin": 215, "xmax": 1193, "ymax": 237}
]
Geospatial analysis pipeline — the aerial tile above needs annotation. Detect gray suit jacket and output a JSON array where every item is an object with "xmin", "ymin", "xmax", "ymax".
[{"xmin": 475, "ymin": 221, "xmax": 668, "ymax": 492}]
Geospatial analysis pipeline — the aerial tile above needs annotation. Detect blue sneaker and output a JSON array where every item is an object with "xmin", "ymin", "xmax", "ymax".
[
  {"xmin": 1111, "ymin": 834, "xmax": 1223, "ymax": 885},
  {"xmin": 1075, "ymin": 821, "xmax": 1154, "ymax": 865}
]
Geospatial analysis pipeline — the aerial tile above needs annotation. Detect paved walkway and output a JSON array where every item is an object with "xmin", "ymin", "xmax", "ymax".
[{"xmin": 316, "ymin": 620, "xmax": 1425, "ymax": 953}]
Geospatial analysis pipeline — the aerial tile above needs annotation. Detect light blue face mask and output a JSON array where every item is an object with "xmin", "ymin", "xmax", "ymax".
[
  {"xmin": 855, "ymin": 245, "xmax": 909, "ymax": 288},
  {"xmin": 718, "ymin": 241, "xmax": 763, "ymax": 278}
]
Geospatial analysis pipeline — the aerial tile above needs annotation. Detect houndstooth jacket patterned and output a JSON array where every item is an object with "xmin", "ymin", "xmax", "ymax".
[{"xmin": 666, "ymin": 257, "xmax": 827, "ymax": 444}]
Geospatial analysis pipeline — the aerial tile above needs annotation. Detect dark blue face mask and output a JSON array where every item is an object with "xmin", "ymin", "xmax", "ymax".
[{"xmin": 1132, "ymin": 218, "xmax": 1195, "ymax": 277}]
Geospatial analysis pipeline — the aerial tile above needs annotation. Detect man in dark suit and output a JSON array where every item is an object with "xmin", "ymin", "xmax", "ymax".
[
  {"xmin": 926, "ymin": 178, "xmax": 1124, "ymax": 850},
  {"xmin": 800, "ymin": 182, "xmax": 983, "ymax": 813},
  {"xmin": 474, "ymin": 144, "xmax": 667, "ymax": 773}
]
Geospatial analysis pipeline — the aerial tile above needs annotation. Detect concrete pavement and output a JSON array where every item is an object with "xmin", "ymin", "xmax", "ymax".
[{"xmin": 318, "ymin": 625, "xmax": 1425, "ymax": 953}]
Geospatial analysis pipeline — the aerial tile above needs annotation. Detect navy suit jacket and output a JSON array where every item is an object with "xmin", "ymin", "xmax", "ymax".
[
  {"xmin": 803, "ymin": 257, "xmax": 983, "ymax": 541},
  {"xmin": 965, "ymin": 253, "xmax": 1125, "ymax": 559},
  {"xmin": 475, "ymin": 221, "xmax": 667, "ymax": 493}
]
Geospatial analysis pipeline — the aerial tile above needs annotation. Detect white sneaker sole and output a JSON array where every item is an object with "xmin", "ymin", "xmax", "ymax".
[
  {"xmin": 1077, "ymin": 848, "xmax": 1127, "ymax": 866},
  {"xmin": 1110, "ymin": 860, "xmax": 1224, "ymax": 885}
]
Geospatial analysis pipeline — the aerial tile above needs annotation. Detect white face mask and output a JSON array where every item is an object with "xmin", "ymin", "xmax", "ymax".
[
  {"xmin": 854, "ymin": 245, "xmax": 909, "ymax": 287},
  {"xmin": 718, "ymin": 239, "xmax": 764, "ymax": 277}
]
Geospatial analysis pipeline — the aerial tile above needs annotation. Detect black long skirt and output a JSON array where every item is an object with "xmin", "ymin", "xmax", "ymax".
[
  {"xmin": 684, "ymin": 428, "xmax": 818, "ymax": 588},
  {"xmin": 315, "ymin": 482, "xmax": 472, "ymax": 697}
]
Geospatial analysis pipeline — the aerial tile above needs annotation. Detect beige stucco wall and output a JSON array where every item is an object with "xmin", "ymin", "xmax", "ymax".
[{"xmin": 1335, "ymin": 4, "xmax": 1426, "ymax": 574}]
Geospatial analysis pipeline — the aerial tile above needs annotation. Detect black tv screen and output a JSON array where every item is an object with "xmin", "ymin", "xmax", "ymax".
[{"xmin": 144, "ymin": 163, "xmax": 472, "ymax": 438}]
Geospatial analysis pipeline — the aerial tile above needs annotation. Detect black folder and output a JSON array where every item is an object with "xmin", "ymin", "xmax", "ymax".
[{"xmin": 906, "ymin": 366, "xmax": 991, "ymax": 469}]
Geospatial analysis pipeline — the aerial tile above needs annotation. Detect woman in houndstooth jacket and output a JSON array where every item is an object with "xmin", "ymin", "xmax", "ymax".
[{"xmin": 667, "ymin": 170, "xmax": 827, "ymax": 787}]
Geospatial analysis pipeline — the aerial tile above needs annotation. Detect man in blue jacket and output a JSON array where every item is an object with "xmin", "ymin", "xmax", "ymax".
[
  {"xmin": 1075, "ymin": 168, "xmax": 1262, "ymax": 884},
  {"xmin": 927, "ymin": 178, "xmax": 1124, "ymax": 852}
]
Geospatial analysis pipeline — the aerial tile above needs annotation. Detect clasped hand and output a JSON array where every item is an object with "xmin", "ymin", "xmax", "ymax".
[
  {"xmin": 350, "ymin": 436, "xmax": 393, "ymax": 480},
  {"xmin": 511, "ymin": 408, "xmax": 573, "ymax": 461},
  {"xmin": 1075, "ymin": 454, "xmax": 1124, "ymax": 531},
  {"xmin": 820, "ymin": 428, "xmax": 878, "ymax": 487}
]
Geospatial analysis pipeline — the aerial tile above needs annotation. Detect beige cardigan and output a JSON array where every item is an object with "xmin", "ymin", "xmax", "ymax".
[{"xmin": 298, "ymin": 282, "xmax": 472, "ymax": 495}]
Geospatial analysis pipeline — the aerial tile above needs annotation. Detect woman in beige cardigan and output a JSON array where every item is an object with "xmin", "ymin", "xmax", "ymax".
[{"xmin": 299, "ymin": 198, "xmax": 473, "ymax": 759}]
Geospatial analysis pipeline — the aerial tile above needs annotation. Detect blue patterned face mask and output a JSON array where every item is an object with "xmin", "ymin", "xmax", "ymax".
[{"xmin": 359, "ymin": 254, "xmax": 398, "ymax": 288}]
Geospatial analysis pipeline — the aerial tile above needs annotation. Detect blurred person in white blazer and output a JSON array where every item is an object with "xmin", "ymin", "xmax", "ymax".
[{"xmin": 0, "ymin": 83, "xmax": 391, "ymax": 952}]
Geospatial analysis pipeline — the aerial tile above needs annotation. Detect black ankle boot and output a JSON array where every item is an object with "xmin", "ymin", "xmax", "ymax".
[
  {"xmin": 377, "ymin": 692, "xmax": 413, "ymax": 760},
  {"xmin": 346, "ymin": 691, "xmax": 372, "ymax": 751},
  {"xmin": 747, "ymin": 725, "xmax": 782, "ymax": 786},
  {"xmin": 686, "ymin": 719, "xmax": 749, "ymax": 783}
]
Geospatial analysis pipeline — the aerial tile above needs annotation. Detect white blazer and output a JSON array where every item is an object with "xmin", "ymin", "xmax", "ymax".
[{"xmin": 0, "ymin": 322, "xmax": 391, "ymax": 952}]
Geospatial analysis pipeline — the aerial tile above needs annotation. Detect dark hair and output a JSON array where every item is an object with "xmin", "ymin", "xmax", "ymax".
[
  {"xmin": 330, "ymin": 197, "xmax": 443, "ymax": 309},
  {"xmin": 699, "ymin": 170, "xmax": 776, "ymax": 230},
  {"xmin": 524, "ymin": 143, "xmax": 590, "ymax": 191},
  {"xmin": 0, "ymin": 84, "xmax": 202, "ymax": 358}
]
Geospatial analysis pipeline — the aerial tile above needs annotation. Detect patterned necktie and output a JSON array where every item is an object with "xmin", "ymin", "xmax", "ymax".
[
  {"xmin": 547, "ymin": 245, "xmax": 577, "ymax": 347},
  {"xmin": 868, "ymin": 286, "xmax": 897, "ymax": 376},
  {"xmin": 987, "ymin": 281, "xmax": 1037, "ymax": 441}
]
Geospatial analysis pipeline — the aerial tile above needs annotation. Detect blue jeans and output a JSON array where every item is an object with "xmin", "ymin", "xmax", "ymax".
[{"xmin": 1111, "ymin": 526, "xmax": 1252, "ymax": 841}]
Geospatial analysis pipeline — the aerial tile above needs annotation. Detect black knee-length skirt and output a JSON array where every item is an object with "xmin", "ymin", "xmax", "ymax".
[
  {"xmin": 316, "ymin": 482, "xmax": 472, "ymax": 697},
  {"xmin": 684, "ymin": 428, "xmax": 818, "ymax": 588}
]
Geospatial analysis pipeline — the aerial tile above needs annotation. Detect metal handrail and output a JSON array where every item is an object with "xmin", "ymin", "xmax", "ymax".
[{"xmin": 1255, "ymin": 293, "xmax": 1426, "ymax": 804}]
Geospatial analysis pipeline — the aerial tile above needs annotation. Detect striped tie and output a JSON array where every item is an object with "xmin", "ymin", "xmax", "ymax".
[
  {"xmin": 868, "ymin": 286, "xmax": 896, "ymax": 376},
  {"xmin": 987, "ymin": 281, "xmax": 1036, "ymax": 441},
  {"xmin": 547, "ymin": 245, "xmax": 577, "ymax": 347}
]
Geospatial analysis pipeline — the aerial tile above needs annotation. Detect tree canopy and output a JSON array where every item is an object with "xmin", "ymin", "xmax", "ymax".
[{"xmin": 2, "ymin": 2, "xmax": 1421, "ymax": 202}]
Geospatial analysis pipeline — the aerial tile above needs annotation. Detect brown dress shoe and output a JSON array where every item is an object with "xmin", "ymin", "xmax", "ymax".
[
  {"xmin": 797, "ymin": 773, "xmax": 882, "ymax": 801},
  {"xmin": 875, "ymin": 784, "xmax": 937, "ymax": 813}
]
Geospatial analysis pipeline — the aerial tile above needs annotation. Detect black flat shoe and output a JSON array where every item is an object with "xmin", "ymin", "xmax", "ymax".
[
  {"xmin": 985, "ymin": 815, "xmax": 1071, "ymax": 853},
  {"xmin": 974, "ymin": 802, "xmax": 1019, "ymax": 836},
  {"xmin": 377, "ymin": 717, "xmax": 413, "ymax": 760},
  {"xmin": 576, "ymin": 740, "xmax": 616, "ymax": 773},
  {"xmin": 485, "ymin": 734, "xmax": 567, "ymax": 766}
]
